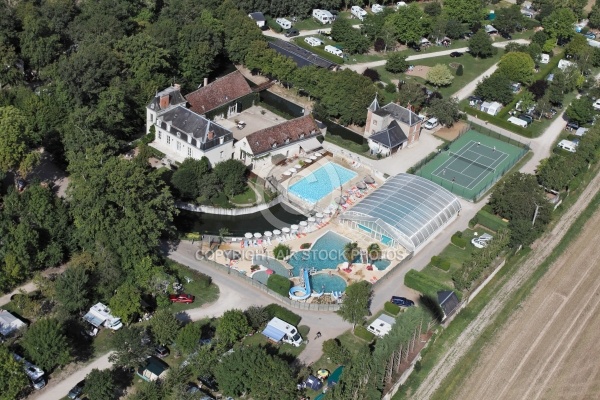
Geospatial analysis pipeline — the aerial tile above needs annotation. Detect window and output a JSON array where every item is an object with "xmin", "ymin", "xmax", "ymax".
[
  {"xmin": 177, "ymin": 141, "xmax": 181, "ymax": 151},
  {"xmin": 158, "ymin": 131, "xmax": 161, "ymax": 140},
  {"xmin": 220, "ymin": 151, "xmax": 224, "ymax": 158},
  {"xmin": 167, "ymin": 135, "xmax": 171, "ymax": 145},
  {"xmin": 187, "ymin": 147, "xmax": 192, "ymax": 157},
  {"xmin": 373, "ymin": 120, "xmax": 377, "ymax": 126},
  {"xmin": 150, "ymin": 114, "xmax": 154, "ymax": 122}
]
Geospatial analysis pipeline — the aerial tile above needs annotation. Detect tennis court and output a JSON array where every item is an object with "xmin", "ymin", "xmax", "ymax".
[{"xmin": 415, "ymin": 130, "xmax": 528, "ymax": 200}]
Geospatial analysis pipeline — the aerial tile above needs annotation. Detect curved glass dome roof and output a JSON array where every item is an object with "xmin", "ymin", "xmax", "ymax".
[{"xmin": 341, "ymin": 174, "xmax": 462, "ymax": 252}]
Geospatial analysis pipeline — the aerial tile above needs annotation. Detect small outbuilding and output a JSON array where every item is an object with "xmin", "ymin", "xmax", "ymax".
[
  {"xmin": 438, "ymin": 290, "xmax": 460, "ymax": 321},
  {"xmin": 0, "ymin": 309, "xmax": 26, "ymax": 337},
  {"xmin": 137, "ymin": 356, "xmax": 169, "ymax": 382},
  {"xmin": 248, "ymin": 12, "xmax": 266, "ymax": 28}
]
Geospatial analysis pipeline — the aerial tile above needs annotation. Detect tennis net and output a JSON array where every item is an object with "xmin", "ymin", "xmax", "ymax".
[{"xmin": 449, "ymin": 152, "xmax": 496, "ymax": 173}]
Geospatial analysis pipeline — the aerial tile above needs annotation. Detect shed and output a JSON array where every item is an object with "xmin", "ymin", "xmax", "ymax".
[
  {"xmin": 480, "ymin": 101, "xmax": 502, "ymax": 116},
  {"xmin": 438, "ymin": 290, "xmax": 460, "ymax": 321},
  {"xmin": 137, "ymin": 357, "xmax": 169, "ymax": 382},
  {"xmin": 0, "ymin": 310, "xmax": 26, "ymax": 337},
  {"xmin": 248, "ymin": 12, "xmax": 266, "ymax": 28}
]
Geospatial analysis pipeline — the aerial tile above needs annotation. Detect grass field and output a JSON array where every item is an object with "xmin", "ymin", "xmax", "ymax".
[{"xmin": 229, "ymin": 186, "xmax": 257, "ymax": 205}]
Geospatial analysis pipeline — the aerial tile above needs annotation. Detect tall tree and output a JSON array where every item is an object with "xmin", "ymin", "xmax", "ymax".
[
  {"xmin": 175, "ymin": 322, "xmax": 202, "ymax": 355},
  {"xmin": 22, "ymin": 319, "xmax": 70, "ymax": 371},
  {"xmin": 566, "ymin": 97, "xmax": 594, "ymax": 124},
  {"xmin": 475, "ymin": 73, "xmax": 514, "ymax": 104},
  {"xmin": 385, "ymin": 4, "xmax": 429, "ymax": 44},
  {"xmin": 498, "ymin": 52, "xmax": 535, "ymax": 84},
  {"xmin": 428, "ymin": 97, "xmax": 461, "ymax": 126},
  {"xmin": 543, "ymin": 8, "xmax": 577, "ymax": 41},
  {"xmin": 426, "ymin": 64, "xmax": 455, "ymax": 87},
  {"xmin": 54, "ymin": 265, "xmax": 89, "ymax": 314},
  {"xmin": 84, "ymin": 369, "xmax": 116, "ymax": 400},
  {"xmin": 150, "ymin": 310, "xmax": 181, "ymax": 345},
  {"xmin": 385, "ymin": 52, "xmax": 408, "ymax": 73},
  {"xmin": 109, "ymin": 282, "xmax": 142, "ymax": 324},
  {"xmin": 0, "ymin": 345, "xmax": 29, "ymax": 400},
  {"xmin": 494, "ymin": 5, "xmax": 525, "ymax": 34},
  {"xmin": 337, "ymin": 281, "xmax": 372, "ymax": 329},
  {"xmin": 0, "ymin": 106, "xmax": 33, "ymax": 173},
  {"xmin": 443, "ymin": 0, "xmax": 483, "ymax": 24},
  {"xmin": 216, "ymin": 310, "xmax": 250, "ymax": 347},
  {"xmin": 109, "ymin": 326, "xmax": 153, "ymax": 369},
  {"xmin": 469, "ymin": 30, "xmax": 494, "ymax": 58},
  {"xmin": 170, "ymin": 157, "xmax": 211, "ymax": 199}
]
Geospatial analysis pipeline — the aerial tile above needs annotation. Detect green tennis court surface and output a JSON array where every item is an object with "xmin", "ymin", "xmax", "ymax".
[{"xmin": 415, "ymin": 130, "xmax": 528, "ymax": 201}]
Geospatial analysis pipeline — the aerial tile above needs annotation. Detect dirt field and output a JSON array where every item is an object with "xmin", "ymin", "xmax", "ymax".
[
  {"xmin": 406, "ymin": 65, "xmax": 431, "ymax": 79},
  {"xmin": 433, "ymin": 121, "xmax": 467, "ymax": 141},
  {"xmin": 412, "ymin": 169, "xmax": 600, "ymax": 400},
  {"xmin": 455, "ymin": 206, "xmax": 600, "ymax": 400}
]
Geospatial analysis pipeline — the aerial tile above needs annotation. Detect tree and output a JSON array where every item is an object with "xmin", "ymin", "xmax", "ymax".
[
  {"xmin": 175, "ymin": 322, "xmax": 201, "ymax": 355},
  {"xmin": 566, "ymin": 34, "xmax": 589, "ymax": 59},
  {"xmin": 244, "ymin": 306, "xmax": 270, "ymax": 330},
  {"xmin": 475, "ymin": 73, "xmax": 514, "ymax": 104},
  {"xmin": 498, "ymin": 52, "xmax": 535, "ymax": 84},
  {"xmin": 0, "ymin": 345, "xmax": 29, "ymax": 400},
  {"xmin": 590, "ymin": 4, "xmax": 600, "ymax": 29},
  {"xmin": 216, "ymin": 310, "xmax": 250, "ymax": 347},
  {"xmin": 322, "ymin": 339, "xmax": 351, "ymax": 364},
  {"xmin": 456, "ymin": 64, "xmax": 464, "ymax": 76},
  {"xmin": 531, "ymin": 30, "xmax": 549, "ymax": 47},
  {"xmin": 534, "ymin": 94, "xmax": 553, "ymax": 119},
  {"xmin": 536, "ymin": 155, "xmax": 576, "ymax": 191},
  {"xmin": 428, "ymin": 97, "xmax": 461, "ymax": 127},
  {"xmin": 0, "ymin": 106, "xmax": 33, "ymax": 173},
  {"xmin": 337, "ymin": 281, "xmax": 372, "ymax": 329},
  {"xmin": 151, "ymin": 310, "xmax": 180, "ymax": 345},
  {"xmin": 273, "ymin": 244, "xmax": 291, "ymax": 260},
  {"xmin": 222, "ymin": 8, "xmax": 264, "ymax": 64},
  {"xmin": 366, "ymin": 243, "xmax": 381, "ymax": 263},
  {"xmin": 109, "ymin": 282, "xmax": 142, "ymax": 324},
  {"xmin": 566, "ymin": 97, "xmax": 594, "ymax": 125},
  {"xmin": 343, "ymin": 242, "xmax": 360, "ymax": 265},
  {"xmin": 444, "ymin": 0, "xmax": 483, "ymax": 24},
  {"xmin": 386, "ymin": 4, "xmax": 429, "ymax": 44},
  {"xmin": 213, "ymin": 159, "xmax": 247, "ymax": 197},
  {"xmin": 519, "ymin": 90, "xmax": 536, "ymax": 114},
  {"xmin": 543, "ymin": 8, "xmax": 576, "ymax": 41},
  {"xmin": 426, "ymin": 64, "xmax": 454, "ymax": 87},
  {"xmin": 469, "ymin": 30, "xmax": 494, "ymax": 58},
  {"xmin": 22, "ymin": 319, "xmax": 70, "ymax": 371},
  {"xmin": 495, "ymin": 5, "xmax": 525, "ymax": 34},
  {"xmin": 331, "ymin": 17, "xmax": 370, "ymax": 54},
  {"xmin": 54, "ymin": 265, "xmax": 89, "ymax": 314},
  {"xmin": 529, "ymin": 79, "xmax": 549, "ymax": 100},
  {"xmin": 397, "ymin": 80, "xmax": 427, "ymax": 110},
  {"xmin": 214, "ymin": 346, "xmax": 296, "ymax": 400},
  {"xmin": 424, "ymin": 2, "xmax": 442, "ymax": 17},
  {"xmin": 109, "ymin": 326, "xmax": 153, "ymax": 369},
  {"xmin": 170, "ymin": 157, "xmax": 211, "ymax": 199},
  {"xmin": 84, "ymin": 369, "xmax": 116, "ymax": 400},
  {"xmin": 385, "ymin": 52, "xmax": 408, "ymax": 74}
]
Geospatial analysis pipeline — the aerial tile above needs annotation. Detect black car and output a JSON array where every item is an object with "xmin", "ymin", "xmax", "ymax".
[
  {"xmin": 68, "ymin": 381, "xmax": 85, "ymax": 400},
  {"xmin": 500, "ymin": 31, "xmax": 512, "ymax": 40},
  {"xmin": 566, "ymin": 121, "xmax": 579, "ymax": 131},
  {"xmin": 518, "ymin": 114, "xmax": 533, "ymax": 125},
  {"xmin": 285, "ymin": 28, "xmax": 299, "ymax": 37},
  {"xmin": 155, "ymin": 345, "xmax": 170, "ymax": 358},
  {"xmin": 410, "ymin": 44, "xmax": 421, "ymax": 52},
  {"xmin": 390, "ymin": 296, "xmax": 415, "ymax": 307},
  {"xmin": 449, "ymin": 51, "xmax": 463, "ymax": 57}
]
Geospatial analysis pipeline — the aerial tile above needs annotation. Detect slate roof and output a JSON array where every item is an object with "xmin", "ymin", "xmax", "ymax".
[
  {"xmin": 158, "ymin": 106, "xmax": 232, "ymax": 151},
  {"xmin": 246, "ymin": 115, "xmax": 320, "ymax": 155},
  {"xmin": 369, "ymin": 120, "xmax": 408, "ymax": 149},
  {"xmin": 249, "ymin": 12, "xmax": 266, "ymax": 21},
  {"xmin": 185, "ymin": 71, "xmax": 253, "ymax": 115},
  {"xmin": 438, "ymin": 290, "xmax": 460, "ymax": 318},
  {"xmin": 147, "ymin": 85, "xmax": 187, "ymax": 113},
  {"xmin": 374, "ymin": 103, "xmax": 420, "ymax": 127},
  {"xmin": 268, "ymin": 39, "xmax": 338, "ymax": 70}
]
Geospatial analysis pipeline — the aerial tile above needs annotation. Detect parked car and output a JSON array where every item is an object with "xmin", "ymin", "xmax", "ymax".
[
  {"xmin": 155, "ymin": 345, "xmax": 170, "ymax": 358},
  {"xmin": 168, "ymin": 293, "xmax": 195, "ymax": 303},
  {"xmin": 285, "ymin": 28, "xmax": 299, "ymax": 37},
  {"xmin": 390, "ymin": 296, "xmax": 415, "ymax": 307},
  {"xmin": 450, "ymin": 51, "xmax": 463, "ymax": 57},
  {"xmin": 585, "ymin": 32, "xmax": 597, "ymax": 40},
  {"xmin": 566, "ymin": 121, "xmax": 580, "ymax": 131},
  {"xmin": 371, "ymin": 3, "xmax": 384, "ymax": 13},
  {"xmin": 518, "ymin": 114, "xmax": 533, "ymax": 125},
  {"xmin": 423, "ymin": 117, "xmax": 439, "ymax": 130},
  {"xmin": 410, "ymin": 43, "xmax": 421, "ymax": 52},
  {"xmin": 472, "ymin": 233, "xmax": 493, "ymax": 249},
  {"xmin": 500, "ymin": 31, "xmax": 512, "ymax": 40},
  {"xmin": 593, "ymin": 99, "xmax": 600, "ymax": 111},
  {"xmin": 68, "ymin": 381, "xmax": 85, "ymax": 400}
]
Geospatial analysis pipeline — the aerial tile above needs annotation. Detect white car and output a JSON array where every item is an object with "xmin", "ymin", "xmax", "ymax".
[
  {"xmin": 423, "ymin": 118, "xmax": 439, "ymax": 130},
  {"xmin": 372, "ymin": 4, "xmax": 384, "ymax": 13},
  {"xmin": 593, "ymin": 99, "xmax": 600, "ymax": 111},
  {"xmin": 471, "ymin": 233, "xmax": 493, "ymax": 249}
]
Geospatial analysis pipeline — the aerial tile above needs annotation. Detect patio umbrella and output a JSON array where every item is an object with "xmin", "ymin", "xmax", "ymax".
[
  {"xmin": 264, "ymin": 231, "xmax": 273, "ymax": 237},
  {"xmin": 282, "ymin": 227, "xmax": 291, "ymax": 233},
  {"xmin": 273, "ymin": 229, "xmax": 282, "ymax": 235},
  {"xmin": 299, "ymin": 221, "xmax": 308, "ymax": 227},
  {"xmin": 294, "ymin": 164, "xmax": 302, "ymax": 169},
  {"xmin": 290, "ymin": 224, "xmax": 299, "ymax": 232},
  {"xmin": 357, "ymin": 181, "xmax": 367, "ymax": 190},
  {"xmin": 265, "ymin": 269, "xmax": 274, "ymax": 275},
  {"xmin": 315, "ymin": 212, "xmax": 324, "ymax": 220},
  {"xmin": 335, "ymin": 196, "xmax": 347, "ymax": 205},
  {"xmin": 224, "ymin": 250, "xmax": 241, "ymax": 260},
  {"xmin": 244, "ymin": 232, "xmax": 253, "ymax": 239},
  {"xmin": 364, "ymin": 175, "xmax": 375, "ymax": 184},
  {"xmin": 254, "ymin": 232, "xmax": 262, "ymax": 238},
  {"xmin": 288, "ymin": 168, "xmax": 297, "ymax": 174},
  {"xmin": 283, "ymin": 171, "xmax": 292, "ymax": 176},
  {"xmin": 315, "ymin": 152, "xmax": 323, "ymax": 157},
  {"xmin": 310, "ymin": 155, "xmax": 318, "ymax": 160},
  {"xmin": 307, "ymin": 217, "xmax": 316, "ymax": 223},
  {"xmin": 304, "ymin": 158, "xmax": 313, "ymax": 163}
]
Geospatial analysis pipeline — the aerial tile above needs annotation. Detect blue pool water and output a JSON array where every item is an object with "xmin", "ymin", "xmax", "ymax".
[
  {"xmin": 372, "ymin": 259, "xmax": 391, "ymax": 270},
  {"xmin": 288, "ymin": 231, "xmax": 356, "ymax": 276},
  {"xmin": 310, "ymin": 274, "xmax": 347, "ymax": 293},
  {"xmin": 288, "ymin": 162, "xmax": 357, "ymax": 204}
]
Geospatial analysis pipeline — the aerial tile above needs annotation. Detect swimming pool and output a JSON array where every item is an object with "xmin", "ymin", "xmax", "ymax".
[
  {"xmin": 372, "ymin": 259, "xmax": 391, "ymax": 270},
  {"xmin": 288, "ymin": 231, "xmax": 356, "ymax": 276},
  {"xmin": 288, "ymin": 162, "xmax": 357, "ymax": 204},
  {"xmin": 310, "ymin": 273, "xmax": 347, "ymax": 293}
]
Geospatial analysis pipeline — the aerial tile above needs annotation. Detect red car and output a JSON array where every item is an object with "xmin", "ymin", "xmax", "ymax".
[{"xmin": 168, "ymin": 293, "xmax": 195, "ymax": 303}]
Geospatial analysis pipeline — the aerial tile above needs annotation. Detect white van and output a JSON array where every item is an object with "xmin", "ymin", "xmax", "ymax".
[
  {"xmin": 351, "ymin": 5, "xmax": 367, "ymax": 21},
  {"xmin": 423, "ymin": 118, "xmax": 439, "ymax": 129},
  {"xmin": 304, "ymin": 37, "xmax": 324, "ymax": 47},
  {"xmin": 557, "ymin": 139, "xmax": 577, "ymax": 153},
  {"xmin": 540, "ymin": 53, "xmax": 550, "ymax": 64},
  {"xmin": 312, "ymin": 9, "xmax": 334, "ymax": 24},
  {"xmin": 276, "ymin": 18, "xmax": 292, "ymax": 30},
  {"xmin": 508, "ymin": 116, "xmax": 528, "ymax": 128},
  {"xmin": 324, "ymin": 45, "xmax": 343, "ymax": 57}
]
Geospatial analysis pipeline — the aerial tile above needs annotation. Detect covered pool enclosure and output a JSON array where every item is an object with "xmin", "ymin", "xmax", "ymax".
[{"xmin": 340, "ymin": 173, "xmax": 462, "ymax": 253}]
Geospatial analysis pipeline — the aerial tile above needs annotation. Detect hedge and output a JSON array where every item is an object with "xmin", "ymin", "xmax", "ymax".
[
  {"xmin": 267, "ymin": 275, "xmax": 292, "ymax": 297},
  {"xmin": 264, "ymin": 303, "xmax": 302, "ymax": 326},
  {"xmin": 266, "ymin": 18, "xmax": 282, "ymax": 33},
  {"xmin": 384, "ymin": 302, "xmax": 401, "ymax": 315},
  {"xmin": 463, "ymin": 106, "xmax": 533, "ymax": 138},
  {"xmin": 354, "ymin": 325, "xmax": 375, "ymax": 342},
  {"xmin": 476, "ymin": 209, "xmax": 509, "ymax": 232},
  {"xmin": 404, "ymin": 269, "xmax": 455, "ymax": 298}
]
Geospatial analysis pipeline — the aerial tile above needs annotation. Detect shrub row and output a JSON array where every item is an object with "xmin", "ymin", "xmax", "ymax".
[
  {"xmin": 404, "ymin": 269, "xmax": 454, "ymax": 298},
  {"xmin": 384, "ymin": 302, "xmax": 401, "ymax": 315},
  {"xmin": 473, "ymin": 209, "xmax": 509, "ymax": 232},
  {"xmin": 264, "ymin": 303, "xmax": 302, "ymax": 326},
  {"xmin": 451, "ymin": 234, "xmax": 468, "ymax": 249},
  {"xmin": 354, "ymin": 325, "xmax": 375, "ymax": 342},
  {"xmin": 430, "ymin": 256, "xmax": 451, "ymax": 271},
  {"xmin": 267, "ymin": 274, "xmax": 292, "ymax": 297}
]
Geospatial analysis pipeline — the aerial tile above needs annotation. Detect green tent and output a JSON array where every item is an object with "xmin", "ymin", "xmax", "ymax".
[
  {"xmin": 314, "ymin": 394, "xmax": 326, "ymax": 400},
  {"xmin": 327, "ymin": 366, "xmax": 344, "ymax": 387}
]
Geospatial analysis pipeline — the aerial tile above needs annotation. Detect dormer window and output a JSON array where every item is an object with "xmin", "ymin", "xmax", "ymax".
[
  {"xmin": 272, "ymin": 143, "xmax": 277, "ymax": 148},
  {"xmin": 299, "ymin": 133, "xmax": 305, "ymax": 139},
  {"xmin": 285, "ymin": 138, "xmax": 290, "ymax": 144},
  {"xmin": 176, "ymin": 132, "xmax": 181, "ymax": 138}
]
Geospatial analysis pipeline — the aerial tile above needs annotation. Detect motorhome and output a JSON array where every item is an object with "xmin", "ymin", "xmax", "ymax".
[
  {"xmin": 262, "ymin": 317, "xmax": 303, "ymax": 347},
  {"xmin": 351, "ymin": 6, "xmax": 367, "ymax": 21},
  {"xmin": 276, "ymin": 18, "xmax": 292, "ymax": 30},
  {"xmin": 305, "ymin": 37, "xmax": 324, "ymax": 47},
  {"xmin": 83, "ymin": 302, "xmax": 123, "ymax": 332},
  {"xmin": 312, "ymin": 9, "xmax": 334, "ymax": 24},
  {"xmin": 557, "ymin": 139, "xmax": 577, "ymax": 153},
  {"xmin": 367, "ymin": 315, "xmax": 396, "ymax": 338},
  {"xmin": 324, "ymin": 45, "xmax": 343, "ymax": 57},
  {"xmin": 13, "ymin": 353, "xmax": 46, "ymax": 390}
]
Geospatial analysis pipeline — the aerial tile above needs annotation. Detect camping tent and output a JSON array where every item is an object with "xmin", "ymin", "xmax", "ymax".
[
  {"xmin": 480, "ymin": 101, "xmax": 502, "ymax": 116},
  {"xmin": 328, "ymin": 366, "xmax": 344, "ymax": 387},
  {"xmin": 304, "ymin": 375, "xmax": 323, "ymax": 390}
]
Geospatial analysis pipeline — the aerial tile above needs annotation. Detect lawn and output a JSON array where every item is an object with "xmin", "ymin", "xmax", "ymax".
[
  {"xmin": 293, "ymin": 18, "xmax": 325, "ymax": 31},
  {"xmin": 241, "ymin": 325, "xmax": 310, "ymax": 358},
  {"xmin": 229, "ymin": 186, "xmax": 257, "ymax": 205},
  {"xmin": 163, "ymin": 260, "xmax": 220, "ymax": 313}
]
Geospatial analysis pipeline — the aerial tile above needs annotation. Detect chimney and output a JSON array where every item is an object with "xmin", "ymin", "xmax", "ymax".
[
  {"xmin": 173, "ymin": 83, "xmax": 181, "ymax": 91},
  {"xmin": 207, "ymin": 130, "xmax": 214, "ymax": 140},
  {"xmin": 159, "ymin": 95, "xmax": 169, "ymax": 109},
  {"xmin": 204, "ymin": 77, "xmax": 208, "ymax": 87}
]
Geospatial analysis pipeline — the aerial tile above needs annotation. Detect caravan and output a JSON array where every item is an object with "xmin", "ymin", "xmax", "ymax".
[
  {"xmin": 305, "ymin": 37, "xmax": 324, "ymax": 47},
  {"xmin": 83, "ymin": 302, "xmax": 123, "ymax": 332},
  {"xmin": 276, "ymin": 18, "xmax": 292, "ymax": 30},
  {"xmin": 324, "ymin": 45, "xmax": 343, "ymax": 57},
  {"xmin": 312, "ymin": 9, "xmax": 334, "ymax": 24},
  {"xmin": 557, "ymin": 139, "xmax": 577, "ymax": 153},
  {"xmin": 351, "ymin": 6, "xmax": 367, "ymax": 21},
  {"xmin": 508, "ymin": 116, "xmax": 528, "ymax": 128},
  {"xmin": 262, "ymin": 317, "xmax": 303, "ymax": 346}
]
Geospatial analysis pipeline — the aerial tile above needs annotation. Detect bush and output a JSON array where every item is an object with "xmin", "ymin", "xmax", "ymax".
[
  {"xmin": 469, "ymin": 215, "xmax": 479, "ymax": 228},
  {"xmin": 384, "ymin": 302, "xmax": 401, "ymax": 315},
  {"xmin": 267, "ymin": 18, "xmax": 282, "ymax": 33},
  {"xmin": 385, "ymin": 83, "xmax": 396, "ymax": 93},
  {"xmin": 353, "ymin": 325, "xmax": 375, "ymax": 342},
  {"xmin": 300, "ymin": 243, "xmax": 311, "ymax": 249},
  {"xmin": 456, "ymin": 64, "xmax": 463, "ymax": 76},
  {"xmin": 244, "ymin": 306, "xmax": 270, "ymax": 330},
  {"xmin": 454, "ymin": 230, "xmax": 463, "ymax": 238},
  {"xmin": 264, "ymin": 304, "xmax": 301, "ymax": 326},
  {"xmin": 451, "ymin": 234, "xmax": 468, "ymax": 248},
  {"xmin": 272, "ymin": 244, "xmax": 291, "ymax": 260},
  {"xmin": 363, "ymin": 68, "xmax": 380, "ymax": 82},
  {"xmin": 267, "ymin": 274, "xmax": 292, "ymax": 297},
  {"xmin": 404, "ymin": 269, "xmax": 454, "ymax": 298},
  {"xmin": 476, "ymin": 209, "xmax": 509, "ymax": 232},
  {"xmin": 322, "ymin": 339, "xmax": 351, "ymax": 363}
]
